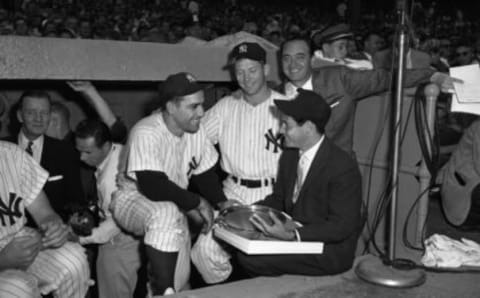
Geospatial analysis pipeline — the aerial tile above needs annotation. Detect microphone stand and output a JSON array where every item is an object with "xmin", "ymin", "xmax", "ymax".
[{"xmin": 355, "ymin": 0, "xmax": 426, "ymax": 288}]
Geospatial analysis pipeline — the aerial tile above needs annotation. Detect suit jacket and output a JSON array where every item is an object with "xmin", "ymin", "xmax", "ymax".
[
  {"xmin": 373, "ymin": 48, "xmax": 432, "ymax": 70},
  {"xmin": 3, "ymin": 134, "xmax": 85, "ymax": 220},
  {"xmin": 278, "ymin": 66, "xmax": 435, "ymax": 155},
  {"xmin": 258, "ymin": 138, "xmax": 363, "ymax": 274}
]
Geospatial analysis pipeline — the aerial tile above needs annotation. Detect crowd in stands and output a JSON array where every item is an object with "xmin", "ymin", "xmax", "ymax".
[{"xmin": 0, "ymin": 0, "xmax": 478, "ymax": 68}]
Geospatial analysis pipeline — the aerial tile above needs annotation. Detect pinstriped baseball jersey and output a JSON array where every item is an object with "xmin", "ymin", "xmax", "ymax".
[
  {"xmin": 0, "ymin": 141, "xmax": 48, "ymax": 247},
  {"xmin": 121, "ymin": 112, "xmax": 218, "ymax": 190},
  {"xmin": 202, "ymin": 90, "xmax": 289, "ymax": 203}
]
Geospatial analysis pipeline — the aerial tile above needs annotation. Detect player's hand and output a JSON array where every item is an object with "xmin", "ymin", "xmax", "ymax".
[
  {"xmin": 196, "ymin": 197, "xmax": 214, "ymax": 233},
  {"xmin": 430, "ymin": 72, "xmax": 463, "ymax": 93},
  {"xmin": 250, "ymin": 211, "xmax": 296, "ymax": 241},
  {"xmin": 40, "ymin": 220, "xmax": 69, "ymax": 249},
  {"xmin": 217, "ymin": 199, "xmax": 242, "ymax": 211},
  {"xmin": 0, "ymin": 232, "xmax": 42, "ymax": 270},
  {"xmin": 67, "ymin": 81, "xmax": 95, "ymax": 94}
]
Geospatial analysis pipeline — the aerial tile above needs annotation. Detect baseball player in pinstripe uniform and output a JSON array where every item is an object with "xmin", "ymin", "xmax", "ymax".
[
  {"xmin": 110, "ymin": 72, "xmax": 227, "ymax": 296},
  {"xmin": 191, "ymin": 42, "xmax": 289, "ymax": 284},
  {"xmin": 0, "ymin": 141, "xmax": 90, "ymax": 298}
]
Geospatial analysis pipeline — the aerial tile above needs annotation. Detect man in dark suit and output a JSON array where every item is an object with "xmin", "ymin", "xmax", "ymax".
[
  {"xmin": 3, "ymin": 90, "xmax": 85, "ymax": 221},
  {"xmin": 237, "ymin": 89, "xmax": 363, "ymax": 276},
  {"xmin": 279, "ymin": 37, "xmax": 457, "ymax": 156}
]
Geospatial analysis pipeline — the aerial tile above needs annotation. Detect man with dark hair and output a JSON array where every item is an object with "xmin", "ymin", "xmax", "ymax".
[
  {"xmin": 46, "ymin": 101, "xmax": 71, "ymax": 141},
  {"xmin": 74, "ymin": 119, "xmax": 141, "ymax": 298},
  {"xmin": 237, "ymin": 89, "xmax": 363, "ymax": 277},
  {"xmin": 279, "ymin": 37, "xmax": 459, "ymax": 156},
  {"xmin": 3, "ymin": 90, "xmax": 85, "ymax": 222},
  {"xmin": 362, "ymin": 31, "xmax": 385, "ymax": 63},
  {"xmin": 111, "ymin": 72, "xmax": 225, "ymax": 296}
]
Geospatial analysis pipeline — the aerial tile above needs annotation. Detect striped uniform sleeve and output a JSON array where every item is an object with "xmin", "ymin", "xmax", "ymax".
[
  {"xmin": 125, "ymin": 127, "xmax": 166, "ymax": 178},
  {"xmin": 202, "ymin": 98, "xmax": 224, "ymax": 144},
  {"xmin": 20, "ymin": 149, "xmax": 49, "ymax": 207},
  {"xmin": 192, "ymin": 127, "xmax": 219, "ymax": 176}
]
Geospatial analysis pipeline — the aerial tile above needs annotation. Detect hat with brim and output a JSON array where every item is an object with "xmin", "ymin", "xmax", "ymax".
[
  {"xmin": 226, "ymin": 42, "xmax": 267, "ymax": 67},
  {"xmin": 311, "ymin": 23, "xmax": 353, "ymax": 47},
  {"xmin": 274, "ymin": 89, "xmax": 331, "ymax": 132},
  {"xmin": 160, "ymin": 72, "xmax": 207, "ymax": 102}
]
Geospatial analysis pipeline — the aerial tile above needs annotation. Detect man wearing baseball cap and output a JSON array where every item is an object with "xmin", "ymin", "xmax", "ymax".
[
  {"xmin": 191, "ymin": 41, "xmax": 289, "ymax": 284},
  {"xmin": 237, "ymin": 89, "xmax": 363, "ymax": 277},
  {"xmin": 110, "ymin": 72, "xmax": 227, "ymax": 295},
  {"xmin": 311, "ymin": 23, "xmax": 373, "ymax": 69}
]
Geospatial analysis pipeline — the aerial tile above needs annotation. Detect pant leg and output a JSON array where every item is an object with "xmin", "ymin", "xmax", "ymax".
[
  {"xmin": 96, "ymin": 233, "xmax": 141, "ymax": 298},
  {"xmin": 236, "ymin": 252, "xmax": 329, "ymax": 277},
  {"xmin": 191, "ymin": 228, "xmax": 232, "ymax": 284},
  {"xmin": 27, "ymin": 242, "xmax": 91, "ymax": 298},
  {"xmin": 0, "ymin": 270, "xmax": 40, "ymax": 298},
  {"xmin": 111, "ymin": 189, "xmax": 191, "ymax": 291}
]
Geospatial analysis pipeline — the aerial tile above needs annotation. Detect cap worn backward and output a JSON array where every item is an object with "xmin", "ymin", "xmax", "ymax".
[
  {"xmin": 311, "ymin": 23, "xmax": 353, "ymax": 47},
  {"xmin": 160, "ymin": 72, "xmax": 205, "ymax": 103},
  {"xmin": 229, "ymin": 42, "xmax": 267, "ymax": 65},
  {"xmin": 274, "ymin": 89, "xmax": 331, "ymax": 131}
]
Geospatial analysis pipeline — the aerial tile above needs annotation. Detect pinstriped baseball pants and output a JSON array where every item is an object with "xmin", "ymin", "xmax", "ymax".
[
  {"xmin": 0, "ymin": 241, "xmax": 90, "ymax": 298},
  {"xmin": 110, "ymin": 189, "xmax": 191, "ymax": 291}
]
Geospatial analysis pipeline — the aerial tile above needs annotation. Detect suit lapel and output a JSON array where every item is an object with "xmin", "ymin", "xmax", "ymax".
[{"xmin": 295, "ymin": 139, "xmax": 330, "ymax": 204}]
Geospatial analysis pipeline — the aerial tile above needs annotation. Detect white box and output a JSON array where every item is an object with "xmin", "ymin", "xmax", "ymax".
[{"xmin": 214, "ymin": 227, "xmax": 324, "ymax": 255}]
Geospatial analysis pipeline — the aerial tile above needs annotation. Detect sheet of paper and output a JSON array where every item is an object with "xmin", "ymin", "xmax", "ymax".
[
  {"xmin": 451, "ymin": 93, "xmax": 480, "ymax": 116},
  {"xmin": 450, "ymin": 65, "xmax": 480, "ymax": 103}
]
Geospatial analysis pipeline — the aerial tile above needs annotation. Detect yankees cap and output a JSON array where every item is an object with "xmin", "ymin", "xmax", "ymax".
[
  {"xmin": 229, "ymin": 42, "xmax": 267, "ymax": 64},
  {"xmin": 160, "ymin": 72, "xmax": 207, "ymax": 102}
]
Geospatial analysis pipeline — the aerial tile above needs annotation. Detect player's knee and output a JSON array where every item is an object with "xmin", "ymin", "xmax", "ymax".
[
  {"xmin": 147, "ymin": 201, "xmax": 182, "ymax": 227},
  {"xmin": 60, "ymin": 243, "xmax": 90, "ymax": 285},
  {"xmin": 0, "ymin": 270, "xmax": 40, "ymax": 298}
]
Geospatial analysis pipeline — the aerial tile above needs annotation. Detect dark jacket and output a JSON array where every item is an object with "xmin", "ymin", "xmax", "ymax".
[
  {"xmin": 278, "ymin": 66, "xmax": 435, "ymax": 156},
  {"xmin": 259, "ymin": 138, "xmax": 363, "ymax": 274}
]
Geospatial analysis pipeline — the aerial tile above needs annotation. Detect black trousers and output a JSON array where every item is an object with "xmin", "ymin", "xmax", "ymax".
[{"xmin": 236, "ymin": 251, "xmax": 347, "ymax": 277}]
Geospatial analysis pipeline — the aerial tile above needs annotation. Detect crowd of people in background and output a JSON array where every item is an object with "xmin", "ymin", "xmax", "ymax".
[{"xmin": 0, "ymin": 0, "xmax": 478, "ymax": 69}]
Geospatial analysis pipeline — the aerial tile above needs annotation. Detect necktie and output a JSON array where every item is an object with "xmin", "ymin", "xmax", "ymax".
[
  {"xmin": 292, "ymin": 155, "xmax": 307, "ymax": 204},
  {"xmin": 26, "ymin": 141, "xmax": 34, "ymax": 156}
]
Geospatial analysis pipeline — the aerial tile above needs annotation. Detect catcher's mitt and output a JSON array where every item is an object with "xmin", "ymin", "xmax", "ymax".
[{"xmin": 67, "ymin": 203, "xmax": 104, "ymax": 237}]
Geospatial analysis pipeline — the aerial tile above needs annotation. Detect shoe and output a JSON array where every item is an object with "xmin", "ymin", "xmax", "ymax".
[{"xmin": 163, "ymin": 287, "xmax": 175, "ymax": 296}]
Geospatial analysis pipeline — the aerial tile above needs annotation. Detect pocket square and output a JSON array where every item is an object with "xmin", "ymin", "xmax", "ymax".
[{"xmin": 48, "ymin": 175, "xmax": 63, "ymax": 182}]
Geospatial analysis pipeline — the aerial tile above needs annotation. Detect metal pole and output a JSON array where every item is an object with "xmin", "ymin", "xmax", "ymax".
[{"xmin": 388, "ymin": 4, "xmax": 408, "ymax": 261}]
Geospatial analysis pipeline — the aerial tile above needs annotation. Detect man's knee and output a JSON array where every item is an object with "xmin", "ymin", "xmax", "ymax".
[
  {"xmin": 58, "ymin": 242, "xmax": 90, "ymax": 284},
  {"xmin": 147, "ymin": 201, "xmax": 183, "ymax": 228},
  {"xmin": 0, "ymin": 270, "xmax": 40, "ymax": 298}
]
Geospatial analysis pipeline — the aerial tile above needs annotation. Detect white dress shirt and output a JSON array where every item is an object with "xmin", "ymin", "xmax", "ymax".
[
  {"xmin": 18, "ymin": 132, "xmax": 44, "ymax": 163},
  {"xmin": 292, "ymin": 135, "xmax": 324, "ymax": 204},
  {"xmin": 80, "ymin": 144, "xmax": 122, "ymax": 244},
  {"xmin": 285, "ymin": 76, "xmax": 313, "ymax": 98}
]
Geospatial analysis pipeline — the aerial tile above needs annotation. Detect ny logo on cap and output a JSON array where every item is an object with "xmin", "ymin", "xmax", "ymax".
[
  {"xmin": 186, "ymin": 73, "xmax": 197, "ymax": 82},
  {"xmin": 239, "ymin": 44, "xmax": 248, "ymax": 53}
]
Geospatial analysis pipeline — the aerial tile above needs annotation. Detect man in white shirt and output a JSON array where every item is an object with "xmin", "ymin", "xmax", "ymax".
[{"xmin": 74, "ymin": 119, "xmax": 141, "ymax": 298}]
